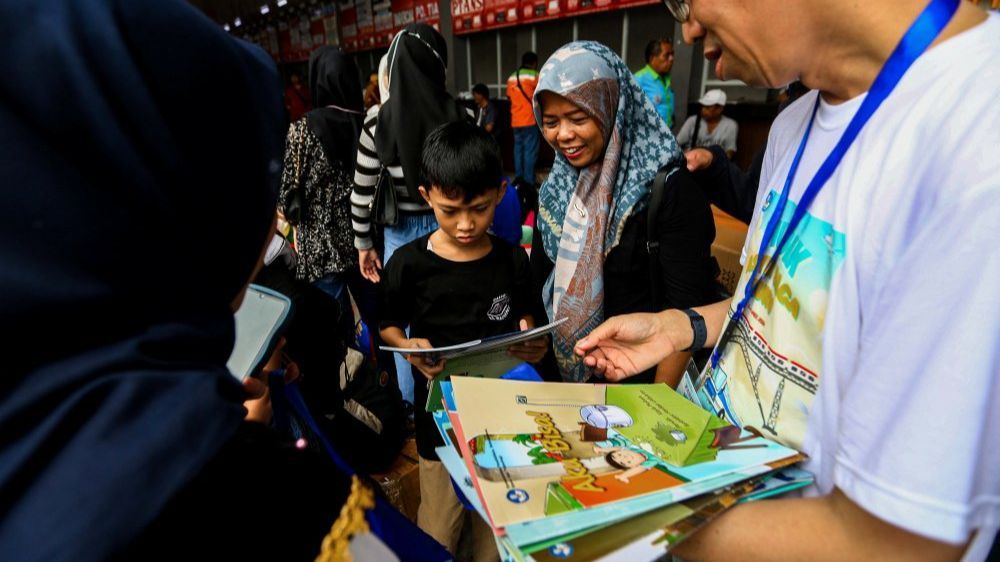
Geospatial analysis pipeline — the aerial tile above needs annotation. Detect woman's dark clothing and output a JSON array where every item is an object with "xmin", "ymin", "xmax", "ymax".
[
  {"xmin": 694, "ymin": 144, "xmax": 764, "ymax": 225},
  {"xmin": 283, "ymin": 47, "xmax": 363, "ymax": 283},
  {"xmin": 531, "ymin": 168, "xmax": 720, "ymax": 381},
  {"xmin": 304, "ymin": 46, "xmax": 364, "ymax": 169},
  {"xmin": 351, "ymin": 23, "xmax": 470, "ymax": 249},
  {"xmin": 0, "ymin": 0, "xmax": 345, "ymax": 560},
  {"xmin": 286, "ymin": 84, "xmax": 312, "ymax": 123},
  {"xmin": 374, "ymin": 22, "xmax": 467, "ymax": 199},
  {"xmin": 280, "ymin": 119, "xmax": 358, "ymax": 282},
  {"xmin": 117, "ymin": 423, "xmax": 352, "ymax": 562}
]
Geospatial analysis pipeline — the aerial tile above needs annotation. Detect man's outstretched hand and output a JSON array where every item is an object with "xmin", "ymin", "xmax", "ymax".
[{"xmin": 574, "ymin": 311, "xmax": 688, "ymax": 381}]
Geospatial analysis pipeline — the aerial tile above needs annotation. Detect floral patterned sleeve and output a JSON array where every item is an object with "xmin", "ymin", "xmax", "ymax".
[{"xmin": 278, "ymin": 120, "xmax": 306, "ymax": 221}]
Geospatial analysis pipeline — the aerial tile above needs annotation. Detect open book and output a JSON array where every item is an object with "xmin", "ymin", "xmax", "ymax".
[
  {"xmin": 381, "ymin": 319, "xmax": 567, "ymax": 412},
  {"xmin": 380, "ymin": 318, "xmax": 566, "ymax": 359}
]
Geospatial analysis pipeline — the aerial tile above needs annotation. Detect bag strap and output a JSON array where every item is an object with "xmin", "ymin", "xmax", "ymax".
[
  {"xmin": 515, "ymin": 68, "xmax": 531, "ymax": 103},
  {"xmin": 646, "ymin": 167, "xmax": 731, "ymax": 308},
  {"xmin": 691, "ymin": 112, "xmax": 702, "ymax": 150},
  {"xmin": 646, "ymin": 165, "xmax": 672, "ymax": 307}
]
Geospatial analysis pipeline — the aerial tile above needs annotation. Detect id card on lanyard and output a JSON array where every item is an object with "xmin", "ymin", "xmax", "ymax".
[{"xmin": 699, "ymin": 0, "xmax": 962, "ymax": 410}]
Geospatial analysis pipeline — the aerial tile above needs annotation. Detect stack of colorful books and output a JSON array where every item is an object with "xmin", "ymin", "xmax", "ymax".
[{"xmin": 432, "ymin": 377, "xmax": 811, "ymax": 561}]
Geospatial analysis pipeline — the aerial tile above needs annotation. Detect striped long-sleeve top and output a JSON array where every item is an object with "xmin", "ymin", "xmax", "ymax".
[{"xmin": 350, "ymin": 107, "xmax": 474, "ymax": 250}]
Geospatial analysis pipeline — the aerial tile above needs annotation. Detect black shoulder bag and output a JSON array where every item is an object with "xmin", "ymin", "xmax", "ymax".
[
  {"xmin": 369, "ymin": 165, "xmax": 398, "ymax": 227},
  {"xmin": 646, "ymin": 165, "xmax": 672, "ymax": 307},
  {"xmin": 645, "ymin": 166, "xmax": 727, "ymax": 307},
  {"xmin": 367, "ymin": 115, "xmax": 399, "ymax": 227}
]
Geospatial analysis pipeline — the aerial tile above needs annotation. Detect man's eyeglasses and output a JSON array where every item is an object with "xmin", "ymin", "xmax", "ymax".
[{"xmin": 662, "ymin": 0, "xmax": 690, "ymax": 23}]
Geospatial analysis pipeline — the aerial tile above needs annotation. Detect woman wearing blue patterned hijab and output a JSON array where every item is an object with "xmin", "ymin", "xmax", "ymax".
[{"xmin": 532, "ymin": 41, "xmax": 718, "ymax": 383}]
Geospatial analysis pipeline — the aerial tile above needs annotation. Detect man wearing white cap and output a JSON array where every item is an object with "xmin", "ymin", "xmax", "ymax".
[{"xmin": 676, "ymin": 88, "xmax": 739, "ymax": 158}]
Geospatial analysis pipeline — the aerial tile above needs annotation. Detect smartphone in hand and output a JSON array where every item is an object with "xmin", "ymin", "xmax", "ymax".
[{"xmin": 227, "ymin": 284, "xmax": 292, "ymax": 382}]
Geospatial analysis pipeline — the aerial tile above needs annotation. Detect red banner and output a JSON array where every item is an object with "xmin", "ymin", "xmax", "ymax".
[
  {"xmin": 278, "ymin": 21, "xmax": 293, "ymax": 61},
  {"xmin": 392, "ymin": 0, "xmax": 415, "ymax": 30},
  {"xmin": 483, "ymin": 0, "xmax": 519, "ymax": 29},
  {"xmin": 299, "ymin": 17, "xmax": 313, "ymax": 57},
  {"xmin": 614, "ymin": 0, "xmax": 657, "ymax": 7},
  {"xmin": 453, "ymin": 0, "xmax": 654, "ymax": 36},
  {"xmin": 414, "ymin": 0, "xmax": 440, "ymax": 26},
  {"xmin": 355, "ymin": 0, "xmax": 376, "ymax": 50},
  {"xmin": 520, "ymin": 0, "xmax": 562, "ymax": 23},
  {"xmin": 323, "ymin": 3, "xmax": 340, "ymax": 46},
  {"xmin": 451, "ymin": 0, "xmax": 484, "ymax": 34},
  {"xmin": 310, "ymin": 16, "xmax": 327, "ymax": 49},
  {"xmin": 374, "ymin": 0, "xmax": 394, "ymax": 48},
  {"xmin": 562, "ymin": 0, "xmax": 613, "ymax": 16},
  {"xmin": 338, "ymin": 0, "xmax": 359, "ymax": 51}
]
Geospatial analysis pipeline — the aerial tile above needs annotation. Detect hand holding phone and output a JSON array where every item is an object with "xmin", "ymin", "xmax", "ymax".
[{"xmin": 227, "ymin": 285, "xmax": 292, "ymax": 382}]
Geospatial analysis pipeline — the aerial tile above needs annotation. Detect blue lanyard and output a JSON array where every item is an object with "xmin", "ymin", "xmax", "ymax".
[{"xmin": 710, "ymin": 0, "xmax": 960, "ymax": 370}]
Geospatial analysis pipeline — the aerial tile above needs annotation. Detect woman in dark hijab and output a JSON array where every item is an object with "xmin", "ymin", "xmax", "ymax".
[
  {"xmin": 281, "ymin": 45, "xmax": 364, "ymax": 297},
  {"xmin": 348, "ymin": 22, "xmax": 471, "ymax": 408},
  {"xmin": 0, "ymin": 0, "xmax": 352, "ymax": 560},
  {"xmin": 273, "ymin": 45, "xmax": 405, "ymax": 476}
]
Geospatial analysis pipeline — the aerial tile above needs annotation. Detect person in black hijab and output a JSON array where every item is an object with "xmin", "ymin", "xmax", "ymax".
[
  {"xmin": 350, "ymin": 22, "xmax": 471, "ymax": 269},
  {"xmin": 0, "ymin": 0, "xmax": 350, "ymax": 560},
  {"xmin": 349, "ymin": 23, "xmax": 471, "ymax": 409},
  {"xmin": 269, "ymin": 45, "xmax": 405, "ymax": 477},
  {"xmin": 375, "ymin": 22, "xmax": 467, "ymax": 200},
  {"xmin": 281, "ymin": 46, "xmax": 365, "ymax": 293}
]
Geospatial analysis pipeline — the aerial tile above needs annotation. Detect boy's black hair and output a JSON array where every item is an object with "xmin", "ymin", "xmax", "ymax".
[
  {"xmin": 421, "ymin": 120, "xmax": 503, "ymax": 202},
  {"xmin": 472, "ymin": 83, "xmax": 490, "ymax": 98},
  {"xmin": 521, "ymin": 51, "xmax": 539, "ymax": 68}
]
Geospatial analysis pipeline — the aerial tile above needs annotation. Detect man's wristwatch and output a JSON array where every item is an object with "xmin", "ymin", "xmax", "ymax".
[{"xmin": 680, "ymin": 309, "xmax": 707, "ymax": 352}]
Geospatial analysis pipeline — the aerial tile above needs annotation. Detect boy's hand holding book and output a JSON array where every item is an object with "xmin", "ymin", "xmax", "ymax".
[
  {"xmin": 403, "ymin": 338, "xmax": 447, "ymax": 379},
  {"xmin": 506, "ymin": 318, "xmax": 549, "ymax": 364}
]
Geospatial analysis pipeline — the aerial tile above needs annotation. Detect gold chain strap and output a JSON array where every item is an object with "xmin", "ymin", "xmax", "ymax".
[{"xmin": 314, "ymin": 476, "xmax": 376, "ymax": 562}]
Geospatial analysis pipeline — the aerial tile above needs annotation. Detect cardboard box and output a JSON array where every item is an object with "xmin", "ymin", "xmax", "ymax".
[
  {"xmin": 711, "ymin": 207, "xmax": 749, "ymax": 295},
  {"xmin": 372, "ymin": 438, "xmax": 421, "ymax": 523}
]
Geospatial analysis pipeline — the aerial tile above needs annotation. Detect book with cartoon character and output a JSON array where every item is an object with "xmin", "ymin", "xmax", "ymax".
[{"xmin": 449, "ymin": 378, "xmax": 800, "ymax": 529}]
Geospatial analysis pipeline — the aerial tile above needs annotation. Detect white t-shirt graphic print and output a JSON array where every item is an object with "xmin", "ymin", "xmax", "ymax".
[{"xmin": 699, "ymin": 14, "xmax": 999, "ymax": 553}]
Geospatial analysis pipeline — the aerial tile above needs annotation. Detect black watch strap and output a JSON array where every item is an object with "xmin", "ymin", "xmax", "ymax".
[{"xmin": 680, "ymin": 308, "xmax": 707, "ymax": 352}]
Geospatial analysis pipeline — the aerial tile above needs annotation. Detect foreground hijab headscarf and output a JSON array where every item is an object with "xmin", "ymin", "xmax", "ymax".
[
  {"xmin": 305, "ymin": 46, "xmax": 364, "ymax": 168},
  {"xmin": 0, "ymin": 0, "xmax": 283, "ymax": 559},
  {"xmin": 375, "ymin": 22, "xmax": 465, "ymax": 198},
  {"xmin": 533, "ymin": 41, "xmax": 683, "ymax": 382}
]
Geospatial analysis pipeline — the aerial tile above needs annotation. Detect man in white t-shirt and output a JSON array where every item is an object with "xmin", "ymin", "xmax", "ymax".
[
  {"xmin": 676, "ymin": 88, "xmax": 739, "ymax": 158},
  {"xmin": 574, "ymin": 1, "xmax": 999, "ymax": 560}
]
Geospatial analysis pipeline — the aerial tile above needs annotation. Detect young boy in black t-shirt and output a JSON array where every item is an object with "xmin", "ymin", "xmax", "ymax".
[{"xmin": 380, "ymin": 121, "xmax": 546, "ymax": 557}]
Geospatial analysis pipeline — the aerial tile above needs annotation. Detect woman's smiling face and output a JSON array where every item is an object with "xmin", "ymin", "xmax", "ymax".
[{"xmin": 538, "ymin": 90, "xmax": 605, "ymax": 168}]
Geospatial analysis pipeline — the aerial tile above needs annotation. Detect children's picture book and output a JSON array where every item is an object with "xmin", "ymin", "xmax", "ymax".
[
  {"xmin": 437, "ymin": 445, "xmax": 489, "ymax": 520},
  {"xmin": 438, "ymin": 393, "xmax": 812, "ymax": 562},
  {"xmin": 449, "ymin": 378, "xmax": 801, "ymax": 529},
  {"xmin": 532, "ymin": 467, "xmax": 814, "ymax": 561}
]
